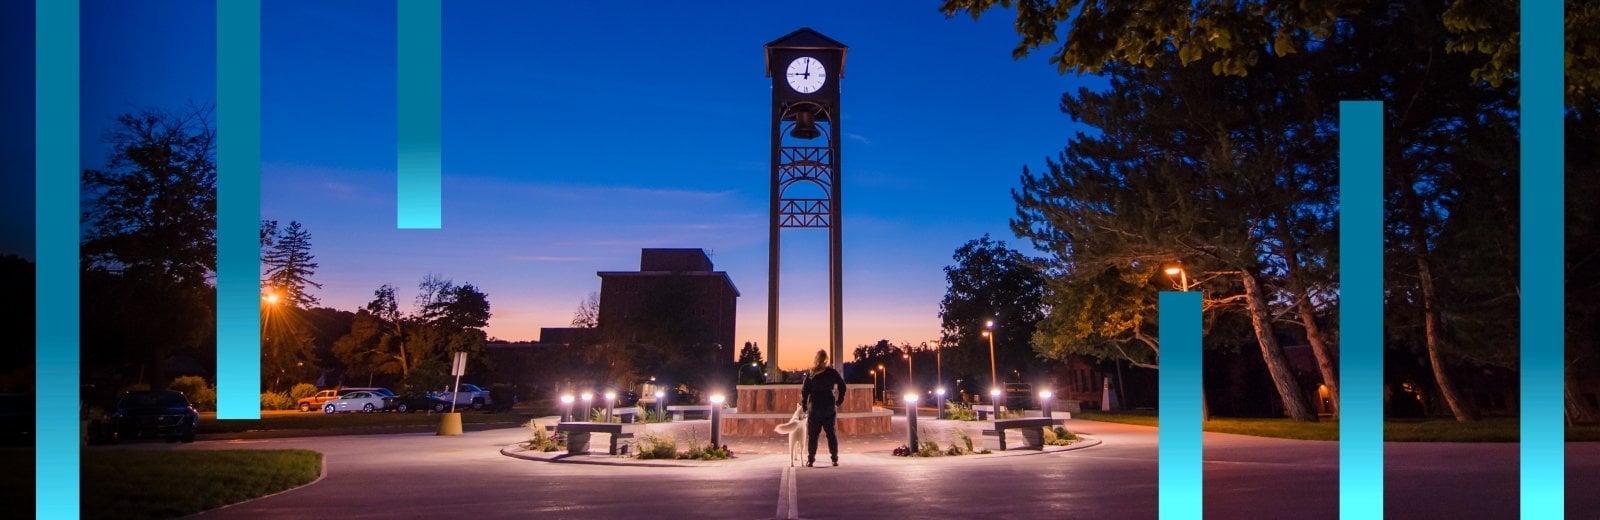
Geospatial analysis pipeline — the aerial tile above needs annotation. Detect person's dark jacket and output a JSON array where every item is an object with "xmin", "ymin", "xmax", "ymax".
[{"xmin": 801, "ymin": 367, "xmax": 847, "ymax": 416}]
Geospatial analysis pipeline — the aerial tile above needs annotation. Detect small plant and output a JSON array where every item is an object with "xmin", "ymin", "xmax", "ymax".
[
  {"xmin": 640, "ymin": 407, "xmax": 672, "ymax": 424},
  {"xmin": 696, "ymin": 445, "xmax": 733, "ymax": 460},
  {"xmin": 1042, "ymin": 426, "xmax": 1077, "ymax": 446},
  {"xmin": 522, "ymin": 419, "xmax": 565, "ymax": 452},
  {"xmin": 635, "ymin": 432, "xmax": 678, "ymax": 459},
  {"xmin": 945, "ymin": 401, "xmax": 976, "ymax": 421},
  {"xmin": 259, "ymin": 391, "xmax": 294, "ymax": 411},
  {"xmin": 918, "ymin": 440, "xmax": 944, "ymax": 457},
  {"xmin": 588, "ymin": 408, "xmax": 621, "ymax": 423},
  {"xmin": 950, "ymin": 427, "xmax": 975, "ymax": 454},
  {"xmin": 893, "ymin": 444, "xmax": 914, "ymax": 457}
]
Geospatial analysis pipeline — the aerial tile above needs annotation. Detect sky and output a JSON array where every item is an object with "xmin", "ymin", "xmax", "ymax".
[{"xmin": 10, "ymin": 1, "xmax": 1104, "ymax": 370}]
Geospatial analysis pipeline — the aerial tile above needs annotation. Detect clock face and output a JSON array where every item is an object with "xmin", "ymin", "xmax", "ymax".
[{"xmin": 785, "ymin": 56, "xmax": 827, "ymax": 94}]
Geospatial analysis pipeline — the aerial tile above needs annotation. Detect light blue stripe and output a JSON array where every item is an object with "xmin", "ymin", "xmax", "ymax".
[
  {"xmin": 1159, "ymin": 291, "xmax": 1202, "ymax": 519},
  {"xmin": 1519, "ymin": 1, "xmax": 1564, "ymax": 517},
  {"xmin": 398, "ymin": 0, "xmax": 442, "ymax": 229},
  {"xmin": 216, "ymin": 0, "xmax": 261, "ymax": 420},
  {"xmin": 36, "ymin": 1, "xmax": 79, "ymax": 517},
  {"xmin": 1338, "ymin": 100, "xmax": 1383, "ymax": 520}
]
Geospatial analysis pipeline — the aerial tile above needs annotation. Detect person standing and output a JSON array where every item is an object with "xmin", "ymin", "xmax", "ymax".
[{"xmin": 801, "ymin": 349, "xmax": 847, "ymax": 467}]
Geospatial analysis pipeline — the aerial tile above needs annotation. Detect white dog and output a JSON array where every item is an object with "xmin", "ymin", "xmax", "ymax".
[{"xmin": 773, "ymin": 404, "xmax": 808, "ymax": 467}]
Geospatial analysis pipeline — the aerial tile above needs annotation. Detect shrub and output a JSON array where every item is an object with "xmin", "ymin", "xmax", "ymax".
[
  {"xmin": 892, "ymin": 444, "xmax": 913, "ymax": 457},
  {"xmin": 288, "ymin": 383, "xmax": 319, "ymax": 401},
  {"xmin": 523, "ymin": 419, "xmax": 564, "ymax": 452},
  {"xmin": 636, "ymin": 432, "xmax": 678, "ymax": 459},
  {"xmin": 488, "ymin": 384, "xmax": 516, "ymax": 412},
  {"xmin": 918, "ymin": 441, "xmax": 944, "ymax": 457},
  {"xmin": 697, "ymin": 445, "xmax": 733, "ymax": 460},
  {"xmin": 1043, "ymin": 426, "xmax": 1077, "ymax": 446},
  {"xmin": 168, "ymin": 376, "xmax": 216, "ymax": 412},
  {"xmin": 945, "ymin": 401, "xmax": 976, "ymax": 421},
  {"xmin": 260, "ymin": 392, "xmax": 295, "ymax": 410},
  {"xmin": 950, "ymin": 427, "xmax": 975, "ymax": 453}
]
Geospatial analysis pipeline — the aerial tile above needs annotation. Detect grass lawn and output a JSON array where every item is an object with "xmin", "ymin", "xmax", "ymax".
[
  {"xmin": 1074, "ymin": 410, "xmax": 1160, "ymax": 428},
  {"xmin": 198, "ymin": 410, "xmax": 539, "ymax": 435},
  {"xmin": 83, "ymin": 449, "xmax": 321, "ymax": 520}
]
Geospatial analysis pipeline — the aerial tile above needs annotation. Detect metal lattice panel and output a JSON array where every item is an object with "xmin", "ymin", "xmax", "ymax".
[
  {"xmin": 778, "ymin": 199, "xmax": 830, "ymax": 228},
  {"xmin": 778, "ymin": 147, "xmax": 834, "ymax": 196}
]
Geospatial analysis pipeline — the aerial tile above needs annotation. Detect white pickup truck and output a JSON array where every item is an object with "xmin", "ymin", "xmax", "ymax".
[{"xmin": 431, "ymin": 384, "xmax": 492, "ymax": 410}]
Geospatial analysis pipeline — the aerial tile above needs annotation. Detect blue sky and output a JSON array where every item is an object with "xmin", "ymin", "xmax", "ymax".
[{"xmin": 17, "ymin": 1, "xmax": 1103, "ymax": 369}]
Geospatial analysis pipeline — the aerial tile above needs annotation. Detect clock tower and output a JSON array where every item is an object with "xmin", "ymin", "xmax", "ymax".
[{"xmin": 765, "ymin": 28, "xmax": 847, "ymax": 377}]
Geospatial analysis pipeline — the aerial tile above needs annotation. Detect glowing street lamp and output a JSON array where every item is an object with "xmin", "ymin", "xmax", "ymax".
[
  {"xmin": 935, "ymin": 387, "xmax": 946, "ymax": 420},
  {"xmin": 580, "ymin": 392, "xmax": 593, "ymax": 422},
  {"xmin": 1164, "ymin": 262, "xmax": 1193, "ymax": 292},
  {"xmin": 560, "ymin": 394, "xmax": 575, "ymax": 422},
  {"xmin": 902, "ymin": 351, "xmax": 914, "ymax": 390},
  {"xmin": 982, "ymin": 320, "xmax": 997, "ymax": 398},
  {"xmin": 1040, "ymin": 389, "xmax": 1055, "ymax": 418},
  {"xmin": 990, "ymin": 388, "xmax": 1002, "ymax": 420},
  {"xmin": 654, "ymin": 390, "xmax": 666, "ymax": 421}
]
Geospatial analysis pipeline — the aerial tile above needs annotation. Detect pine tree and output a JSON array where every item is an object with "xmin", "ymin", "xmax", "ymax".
[{"xmin": 262, "ymin": 220, "xmax": 322, "ymax": 308}]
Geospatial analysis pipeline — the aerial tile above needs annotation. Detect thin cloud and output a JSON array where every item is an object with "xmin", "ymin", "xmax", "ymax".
[{"xmin": 846, "ymin": 132, "xmax": 872, "ymax": 145}]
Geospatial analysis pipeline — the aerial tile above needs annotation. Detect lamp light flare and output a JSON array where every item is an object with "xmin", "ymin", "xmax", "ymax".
[
  {"xmin": 903, "ymin": 393, "xmax": 918, "ymax": 404},
  {"xmin": 710, "ymin": 394, "xmax": 726, "ymax": 405}
]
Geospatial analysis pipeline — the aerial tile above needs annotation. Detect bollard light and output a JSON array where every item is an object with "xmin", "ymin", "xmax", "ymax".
[
  {"xmin": 560, "ymin": 394, "xmax": 575, "ymax": 422},
  {"xmin": 604, "ymin": 391, "xmax": 617, "ymax": 423},
  {"xmin": 936, "ymin": 387, "xmax": 946, "ymax": 420},
  {"xmin": 655, "ymin": 390, "xmax": 666, "ymax": 422},
  {"xmin": 1040, "ymin": 389, "xmax": 1054, "ymax": 419},
  {"xmin": 990, "ymin": 388, "xmax": 1002, "ymax": 420},
  {"xmin": 904, "ymin": 393, "xmax": 920, "ymax": 450},
  {"xmin": 709, "ymin": 394, "xmax": 726, "ymax": 448},
  {"xmin": 581, "ymin": 392, "xmax": 593, "ymax": 421}
]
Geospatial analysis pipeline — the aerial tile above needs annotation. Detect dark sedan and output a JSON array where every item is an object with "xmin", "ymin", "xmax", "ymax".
[
  {"xmin": 392, "ymin": 394, "xmax": 451, "ymax": 413},
  {"xmin": 105, "ymin": 390, "xmax": 199, "ymax": 443}
]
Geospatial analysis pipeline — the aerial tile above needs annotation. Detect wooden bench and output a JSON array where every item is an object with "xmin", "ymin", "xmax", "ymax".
[
  {"xmin": 555, "ymin": 422, "xmax": 642, "ymax": 455},
  {"xmin": 981, "ymin": 417, "xmax": 1066, "ymax": 451},
  {"xmin": 667, "ymin": 404, "xmax": 714, "ymax": 421}
]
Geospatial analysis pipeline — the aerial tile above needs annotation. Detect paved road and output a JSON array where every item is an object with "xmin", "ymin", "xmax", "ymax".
[{"xmin": 87, "ymin": 419, "xmax": 1600, "ymax": 519}]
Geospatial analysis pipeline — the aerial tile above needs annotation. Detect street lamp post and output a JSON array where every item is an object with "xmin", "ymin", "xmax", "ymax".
[
  {"xmin": 604, "ymin": 391, "xmax": 617, "ymax": 423},
  {"xmin": 709, "ymin": 394, "xmax": 726, "ymax": 448},
  {"xmin": 654, "ymin": 390, "xmax": 665, "ymax": 421},
  {"xmin": 902, "ymin": 351, "xmax": 913, "ymax": 392},
  {"xmin": 580, "ymin": 392, "xmax": 593, "ymax": 422},
  {"xmin": 1165, "ymin": 261, "xmax": 1208, "ymax": 421},
  {"xmin": 877, "ymin": 364, "xmax": 886, "ymax": 402},
  {"xmin": 935, "ymin": 387, "xmax": 946, "ymax": 420},
  {"xmin": 982, "ymin": 319, "xmax": 997, "ymax": 408},
  {"xmin": 869, "ymin": 370, "xmax": 877, "ymax": 403}
]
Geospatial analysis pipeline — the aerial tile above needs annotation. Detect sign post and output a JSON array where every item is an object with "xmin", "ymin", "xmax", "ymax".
[{"xmin": 438, "ymin": 351, "xmax": 467, "ymax": 436}]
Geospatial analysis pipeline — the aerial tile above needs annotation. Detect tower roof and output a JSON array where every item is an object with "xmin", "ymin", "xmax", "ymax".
[{"xmin": 764, "ymin": 27, "xmax": 848, "ymax": 77}]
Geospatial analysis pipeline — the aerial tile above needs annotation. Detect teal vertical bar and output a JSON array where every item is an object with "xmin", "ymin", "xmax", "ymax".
[
  {"xmin": 36, "ymin": 1, "xmax": 78, "ymax": 517},
  {"xmin": 398, "ymin": 0, "xmax": 442, "ymax": 229},
  {"xmin": 1338, "ymin": 100, "xmax": 1383, "ymax": 519},
  {"xmin": 1159, "ymin": 291, "xmax": 1202, "ymax": 520},
  {"xmin": 1519, "ymin": 0, "xmax": 1563, "ymax": 517},
  {"xmin": 216, "ymin": 0, "xmax": 261, "ymax": 419}
]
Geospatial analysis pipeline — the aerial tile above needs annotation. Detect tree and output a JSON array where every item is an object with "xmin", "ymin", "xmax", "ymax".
[
  {"xmin": 331, "ymin": 276, "xmax": 491, "ymax": 390},
  {"xmin": 939, "ymin": 235, "xmax": 1047, "ymax": 389},
  {"xmin": 80, "ymin": 105, "xmax": 219, "ymax": 391},
  {"xmin": 82, "ymin": 104, "xmax": 216, "ymax": 287},
  {"xmin": 262, "ymin": 220, "xmax": 322, "ymax": 308},
  {"xmin": 737, "ymin": 342, "xmax": 765, "ymax": 384},
  {"xmin": 571, "ymin": 292, "xmax": 599, "ymax": 328}
]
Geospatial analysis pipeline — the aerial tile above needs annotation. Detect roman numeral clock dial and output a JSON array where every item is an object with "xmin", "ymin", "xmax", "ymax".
[{"xmin": 785, "ymin": 56, "xmax": 826, "ymax": 94}]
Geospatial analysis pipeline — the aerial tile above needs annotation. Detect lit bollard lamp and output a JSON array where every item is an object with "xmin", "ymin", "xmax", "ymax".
[
  {"xmin": 1040, "ymin": 390, "xmax": 1054, "ymax": 419},
  {"xmin": 990, "ymin": 388, "xmax": 1002, "ymax": 421},
  {"xmin": 560, "ymin": 394, "xmax": 575, "ymax": 422},
  {"xmin": 904, "ymin": 393, "xmax": 920, "ymax": 450},
  {"xmin": 604, "ymin": 391, "xmax": 617, "ymax": 423},
  {"xmin": 709, "ymin": 394, "xmax": 726, "ymax": 448},
  {"xmin": 935, "ymin": 387, "xmax": 946, "ymax": 420},
  {"xmin": 580, "ymin": 392, "xmax": 593, "ymax": 422},
  {"xmin": 654, "ymin": 390, "xmax": 666, "ymax": 421}
]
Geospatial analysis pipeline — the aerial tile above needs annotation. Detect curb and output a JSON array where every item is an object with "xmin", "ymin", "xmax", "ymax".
[{"xmin": 498, "ymin": 435, "xmax": 1102, "ymax": 468}]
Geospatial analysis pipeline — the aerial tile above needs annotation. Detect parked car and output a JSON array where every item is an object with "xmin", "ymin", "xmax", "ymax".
[
  {"xmin": 297, "ymin": 389, "xmax": 343, "ymax": 412},
  {"xmin": 105, "ymin": 390, "xmax": 199, "ymax": 443},
  {"xmin": 0, "ymin": 393, "xmax": 34, "ymax": 446},
  {"xmin": 321, "ymin": 391, "xmax": 392, "ymax": 414},
  {"xmin": 431, "ymin": 384, "xmax": 492, "ymax": 410},
  {"xmin": 392, "ymin": 394, "xmax": 451, "ymax": 413}
]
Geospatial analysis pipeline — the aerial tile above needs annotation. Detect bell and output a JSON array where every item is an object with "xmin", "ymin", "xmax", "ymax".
[{"xmin": 790, "ymin": 110, "xmax": 821, "ymax": 140}]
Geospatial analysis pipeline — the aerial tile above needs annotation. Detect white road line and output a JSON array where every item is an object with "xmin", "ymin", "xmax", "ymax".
[{"xmin": 776, "ymin": 465, "xmax": 799, "ymax": 520}]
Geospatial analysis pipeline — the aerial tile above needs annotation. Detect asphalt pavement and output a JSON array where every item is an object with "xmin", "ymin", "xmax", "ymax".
[{"xmin": 84, "ymin": 417, "xmax": 1600, "ymax": 519}]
